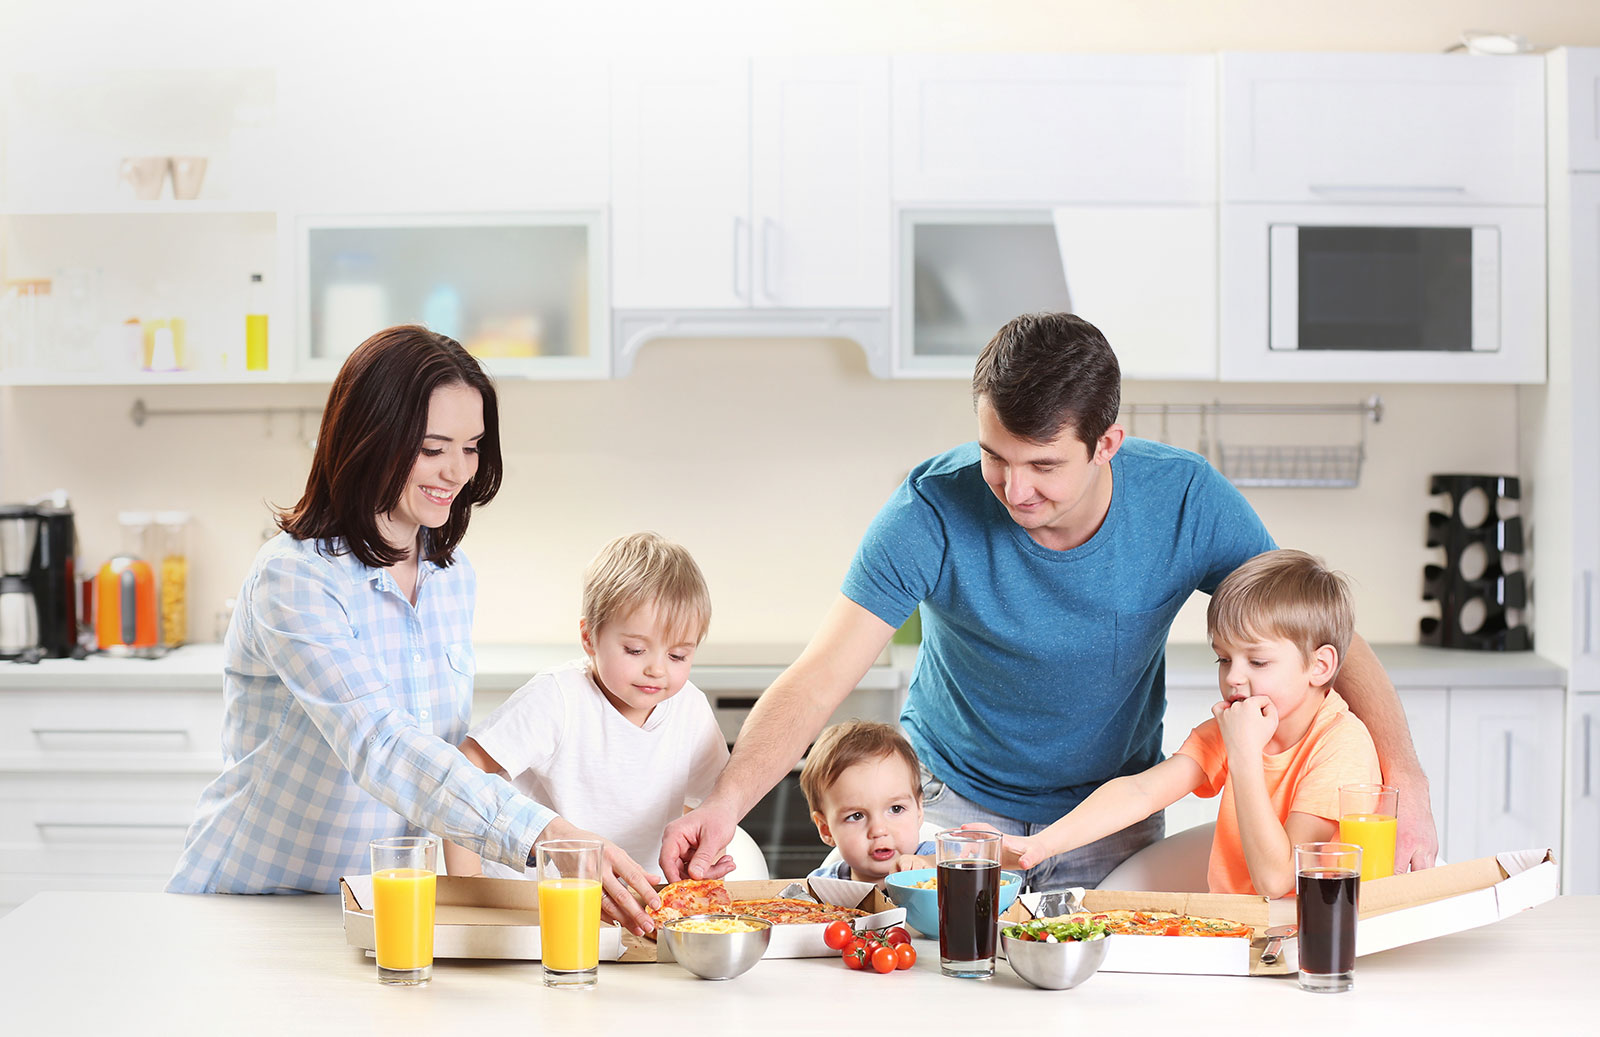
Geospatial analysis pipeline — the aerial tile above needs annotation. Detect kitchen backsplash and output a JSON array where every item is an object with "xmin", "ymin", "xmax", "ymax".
[{"xmin": 0, "ymin": 337, "xmax": 1522, "ymax": 647}]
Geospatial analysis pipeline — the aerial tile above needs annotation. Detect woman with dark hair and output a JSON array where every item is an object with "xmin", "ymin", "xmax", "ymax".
[{"xmin": 168, "ymin": 326, "xmax": 660, "ymax": 933}]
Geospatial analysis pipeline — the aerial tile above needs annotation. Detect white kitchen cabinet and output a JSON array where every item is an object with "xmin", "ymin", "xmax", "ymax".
[
  {"xmin": 1444, "ymin": 687, "xmax": 1565, "ymax": 866},
  {"xmin": 1159, "ymin": 686, "xmax": 1222, "ymax": 835},
  {"xmin": 1557, "ymin": 49, "xmax": 1600, "ymax": 173},
  {"xmin": 1570, "ymin": 693, "xmax": 1600, "ymax": 894},
  {"xmin": 1221, "ymin": 53, "xmax": 1545, "ymax": 205},
  {"xmin": 891, "ymin": 54, "xmax": 1216, "ymax": 204},
  {"xmin": 278, "ymin": 58, "xmax": 610, "ymax": 213},
  {"xmin": 1216, "ymin": 52, "xmax": 1542, "ymax": 204},
  {"xmin": 1562, "ymin": 174, "xmax": 1600, "ymax": 691},
  {"xmin": 1397, "ymin": 687, "xmax": 1450, "ymax": 833},
  {"xmin": 610, "ymin": 57, "xmax": 890, "ymax": 311},
  {"xmin": 0, "ymin": 687, "xmax": 222, "ymax": 915}
]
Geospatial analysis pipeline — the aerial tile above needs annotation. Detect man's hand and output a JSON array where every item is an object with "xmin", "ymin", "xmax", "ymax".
[
  {"xmin": 1391, "ymin": 770, "xmax": 1439, "ymax": 873},
  {"xmin": 1215, "ymin": 695, "xmax": 1277, "ymax": 760},
  {"xmin": 535, "ymin": 817, "xmax": 661, "ymax": 936},
  {"xmin": 658, "ymin": 802, "xmax": 737, "ymax": 883}
]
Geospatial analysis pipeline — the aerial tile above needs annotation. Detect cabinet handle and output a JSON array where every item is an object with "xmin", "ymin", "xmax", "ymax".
[
  {"xmin": 1502, "ymin": 731, "xmax": 1513, "ymax": 813},
  {"xmin": 36, "ymin": 821, "xmax": 190, "ymax": 830},
  {"xmin": 761, "ymin": 217, "xmax": 778, "ymax": 302},
  {"xmin": 1586, "ymin": 714, "xmax": 1593, "ymax": 799},
  {"xmin": 1308, "ymin": 184, "xmax": 1469, "ymax": 196},
  {"xmin": 1584, "ymin": 570, "xmax": 1594, "ymax": 656},
  {"xmin": 732, "ymin": 216, "xmax": 748, "ymax": 301}
]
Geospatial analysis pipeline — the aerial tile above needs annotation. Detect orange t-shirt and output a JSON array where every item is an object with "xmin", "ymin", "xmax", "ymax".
[{"xmin": 1174, "ymin": 689, "xmax": 1381, "ymax": 895}]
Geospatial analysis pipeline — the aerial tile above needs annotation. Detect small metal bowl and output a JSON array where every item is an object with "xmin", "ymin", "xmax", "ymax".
[
  {"xmin": 1001, "ymin": 932, "xmax": 1111, "ymax": 990},
  {"xmin": 660, "ymin": 914, "xmax": 773, "ymax": 980}
]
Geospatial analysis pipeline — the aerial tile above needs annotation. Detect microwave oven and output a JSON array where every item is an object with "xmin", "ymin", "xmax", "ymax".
[{"xmin": 1221, "ymin": 205, "xmax": 1545, "ymax": 382}]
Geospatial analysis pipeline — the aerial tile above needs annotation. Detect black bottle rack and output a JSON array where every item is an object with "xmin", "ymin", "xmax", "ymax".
[{"xmin": 1420, "ymin": 473, "xmax": 1529, "ymax": 651}]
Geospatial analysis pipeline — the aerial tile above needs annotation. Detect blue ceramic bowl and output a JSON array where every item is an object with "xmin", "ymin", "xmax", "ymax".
[{"xmin": 883, "ymin": 867, "xmax": 1023, "ymax": 938}]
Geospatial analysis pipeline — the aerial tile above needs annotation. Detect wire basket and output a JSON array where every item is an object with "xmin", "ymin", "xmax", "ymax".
[{"xmin": 1215, "ymin": 444, "xmax": 1365, "ymax": 488}]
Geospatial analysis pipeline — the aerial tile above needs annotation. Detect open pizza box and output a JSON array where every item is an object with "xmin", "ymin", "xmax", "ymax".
[
  {"xmin": 642, "ymin": 876, "xmax": 905, "ymax": 963},
  {"xmin": 1000, "ymin": 847, "xmax": 1559, "ymax": 978},
  {"xmin": 341, "ymin": 874, "xmax": 626, "ymax": 961}
]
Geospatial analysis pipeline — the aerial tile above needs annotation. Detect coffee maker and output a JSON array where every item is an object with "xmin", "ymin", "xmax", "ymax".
[
  {"xmin": 0, "ymin": 505, "xmax": 42, "ymax": 661},
  {"xmin": 31, "ymin": 501, "xmax": 79, "ymax": 658}
]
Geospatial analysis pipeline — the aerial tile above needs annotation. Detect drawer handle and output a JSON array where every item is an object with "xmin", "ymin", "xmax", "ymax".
[
  {"xmin": 1585, "ymin": 571, "xmax": 1594, "ymax": 657},
  {"xmin": 36, "ymin": 821, "xmax": 190, "ymax": 830},
  {"xmin": 1308, "ymin": 184, "xmax": 1469, "ymax": 195},
  {"xmin": 32, "ymin": 727, "xmax": 190, "ymax": 741},
  {"xmin": 1502, "ymin": 731, "xmax": 1513, "ymax": 814}
]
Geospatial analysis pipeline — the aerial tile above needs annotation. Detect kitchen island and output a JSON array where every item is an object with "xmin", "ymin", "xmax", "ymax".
[{"xmin": 1, "ymin": 892, "xmax": 1592, "ymax": 1034}]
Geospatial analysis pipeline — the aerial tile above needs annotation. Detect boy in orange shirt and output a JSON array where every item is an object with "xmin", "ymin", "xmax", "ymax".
[{"xmin": 1004, "ymin": 549, "xmax": 1381, "ymax": 897}]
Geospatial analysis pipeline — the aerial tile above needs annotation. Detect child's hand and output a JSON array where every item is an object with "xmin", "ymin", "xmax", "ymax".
[
  {"xmin": 1001, "ymin": 834, "xmax": 1040, "ymax": 871},
  {"xmin": 892, "ymin": 853, "xmax": 932, "ymax": 873},
  {"xmin": 1214, "ymin": 695, "xmax": 1277, "ymax": 758}
]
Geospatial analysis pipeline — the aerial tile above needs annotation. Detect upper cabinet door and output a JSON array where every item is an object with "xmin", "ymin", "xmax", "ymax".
[
  {"xmin": 281, "ymin": 58, "xmax": 610, "ymax": 212},
  {"xmin": 611, "ymin": 60, "xmax": 751, "ymax": 309},
  {"xmin": 1559, "ymin": 48, "xmax": 1600, "ymax": 173},
  {"xmin": 1222, "ymin": 53, "xmax": 1545, "ymax": 205},
  {"xmin": 891, "ymin": 54, "xmax": 1216, "ymax": 204},
  {"xmin": 751, "ymin": 57, "xmax": 891, "ymax": 309}
]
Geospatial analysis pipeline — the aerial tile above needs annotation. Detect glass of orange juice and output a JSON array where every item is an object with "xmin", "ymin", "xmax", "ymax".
[
  {"xmin": 1338, "ymin": 784, "xmax": 1399, "ymax": 881},
  {"xmin": 369, "ymin": 836, "xmax": 440, "ymax": 985},
  {"xmin": 535, "ymin": 839, "xmax": 604, "ymax": 989}
]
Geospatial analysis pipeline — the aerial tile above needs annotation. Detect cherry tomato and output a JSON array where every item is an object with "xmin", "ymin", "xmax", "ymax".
[
  {"xmin": 884, "ymin": 926, "xmax": 911, "ymax": 946},
  {"xmin": 844, "ymin": 937, "xmax": 866, "ymax": 957},
  {"xmin": 823, "ymin": 920, "xmax": 854, "ymax": 950},
  {"xmin": 843, "ymin": 945, "xmax": 867, "ymax": 970},
  {"xmin": 870, "ymin": 945, "xmax": 898, "ymax": 974},
  {"xmin": 895, "ymin": 943, "xmax": 917, "ymax": 970}
]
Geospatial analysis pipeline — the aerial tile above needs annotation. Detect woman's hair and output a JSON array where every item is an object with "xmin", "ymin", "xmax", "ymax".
[
  {"xmin": 971, "ymin": 312, "xmax": 1122, "ymax": 454},
  {"xmin": 581, "ymin": 532, "xmax": 711, "ymax": 646},
  {"xmin": 800, "ymin": 721, "xmax": 922, "ymax": 816},
  {"xmin": 277, "ymin": 325, "xmax": 502, "ymax": 569},
  {"xmin": 1207, "ymin": 549, "xmax": 1355, "ymax": 678}
]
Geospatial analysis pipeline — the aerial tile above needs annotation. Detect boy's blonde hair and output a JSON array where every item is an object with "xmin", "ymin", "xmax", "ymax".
[
  {"xmin": 800, "ymin": 721, "xmax": 921, "ymax": 815},
  {"xmin": 581, "ymin": 532, "xmax": 711, "ymax": 645},
  {"xmin": 1207, "ymin": 549, "xmax": 1354, "ymax": 677}
]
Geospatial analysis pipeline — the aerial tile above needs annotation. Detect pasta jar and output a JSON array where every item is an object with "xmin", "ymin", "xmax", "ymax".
[{"xmin": 154, "ymin": 511, "xmax": 190, "ymax": 647}]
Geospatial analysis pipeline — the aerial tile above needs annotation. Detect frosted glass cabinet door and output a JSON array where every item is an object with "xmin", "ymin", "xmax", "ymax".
[{"xmin": 298, "ymin": 213, "xmax": 608, "ymax": 379}]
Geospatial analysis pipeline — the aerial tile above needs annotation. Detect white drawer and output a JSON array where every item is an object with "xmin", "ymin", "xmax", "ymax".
[
  {"xmin": 0, "ymin": 689, "xmax": 222, "ymax": 758},
  {"xmin": 0, "ymin": 771, "xmax": 209, "ymax": 872}
]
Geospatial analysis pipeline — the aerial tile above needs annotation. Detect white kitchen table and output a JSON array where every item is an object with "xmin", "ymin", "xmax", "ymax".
[{"xmin": 0, "ymin": 892, "xmax": 1592, "ymax": 1034}]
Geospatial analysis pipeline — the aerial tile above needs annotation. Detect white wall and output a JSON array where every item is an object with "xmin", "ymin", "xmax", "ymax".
[{"xmin": 1, "ymin": 0, "xmax": 1593, "ymax": 648}]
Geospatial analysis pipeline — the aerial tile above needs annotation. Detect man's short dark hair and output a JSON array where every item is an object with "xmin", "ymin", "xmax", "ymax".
[{"xmin": 971, "ymin": 312, "xmax": 1121, "ymax": 454}]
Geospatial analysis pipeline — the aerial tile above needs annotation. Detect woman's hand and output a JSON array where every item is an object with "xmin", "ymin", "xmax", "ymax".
[{"xmin": 535, "ymin": 817, "xmax": 661, "ymax": 936}]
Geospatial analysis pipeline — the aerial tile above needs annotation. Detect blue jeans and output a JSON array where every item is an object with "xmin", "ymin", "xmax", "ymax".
[{"xmin": 920, "ymin": 765, "xmax": 1164, "ymax": 891}]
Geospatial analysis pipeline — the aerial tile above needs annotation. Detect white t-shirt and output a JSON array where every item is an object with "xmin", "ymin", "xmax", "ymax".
[{"xmin": 469, "ymin": 658, "xmax": 729, "ymax": 879}]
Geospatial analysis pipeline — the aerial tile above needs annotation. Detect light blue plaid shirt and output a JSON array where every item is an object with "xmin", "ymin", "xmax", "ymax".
[{"xmin": 167, "ymin": 532, "xmax": 554, "ymax": 894}]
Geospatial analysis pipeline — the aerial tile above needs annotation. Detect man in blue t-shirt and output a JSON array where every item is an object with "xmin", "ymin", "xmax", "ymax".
[{"xmin": 663, "ymin": 313, "xmax": 1438, "ymax": 889}]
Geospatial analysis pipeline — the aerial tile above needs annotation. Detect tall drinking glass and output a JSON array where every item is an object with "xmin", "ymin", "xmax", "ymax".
[
  {"xmin": 369, "ymin": 836, "xmax": 439, "ymax": 986},
  {"xmin": 1295, "ymin": 841, "xmax": 1362, "ymax": 993},
  {"xmin": 1339, "ymin": 783, "xmax": 1399, "ymax": 881},
  {"xmin": 536, "ymin": 839, "xmax": 604, "ymax": 989},
  {"xmin": 935, "ymin": 828, "xmax": 1001, "ymax": 979}
]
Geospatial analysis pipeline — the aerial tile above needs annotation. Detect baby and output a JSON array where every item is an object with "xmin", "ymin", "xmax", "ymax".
[
  {"xmin": 801, "ymin": 721, "xmax": 936, "ymax": 883},
  {"xmin": 443, "ymin": 531, "xmax": 729, "ymax": 881}
]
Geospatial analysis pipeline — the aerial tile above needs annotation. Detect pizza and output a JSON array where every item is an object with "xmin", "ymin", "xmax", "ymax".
[
  {"xmin": 646, "ymin": 881, "xmax": 866, "ymax": 930},
  {"xmin": 1043, "ymin": 909, "xmax": 1253, "ymax": 939},
  {"xmin": 728, "ymin": 896, "xmax": 867, "ymax": 926},
  {"xmin": 646, "ymin": 878, "xmax": 732, "ymax": 927}
]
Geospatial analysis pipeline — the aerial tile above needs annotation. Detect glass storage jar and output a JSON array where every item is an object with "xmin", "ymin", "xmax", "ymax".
[{"xmin": 154, "ymin": 511, "xmax": 190, "ymax": 647}]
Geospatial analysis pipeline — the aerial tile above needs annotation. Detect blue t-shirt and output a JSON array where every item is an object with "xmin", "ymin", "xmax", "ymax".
[{"xmin": 841, "ymin": 438, "xmax": 1275, "ymax": 824}]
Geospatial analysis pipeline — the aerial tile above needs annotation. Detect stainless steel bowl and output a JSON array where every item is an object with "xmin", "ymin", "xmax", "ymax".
[
  {"xmin": 1001, "ymin": 932, "xmax": 1111, "ymax": 990},
  {"xmin": 660, "ymin": 914, "xmax": 773, "ymax": 980}
]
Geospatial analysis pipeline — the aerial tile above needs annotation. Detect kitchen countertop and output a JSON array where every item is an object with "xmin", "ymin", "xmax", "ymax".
[
  {"xmin": 0, "ymin": 891, "xmax": 1591, "ymax": 1033},
  {"xmin": 0, "ymin": 641, "xmax": 1566, "ymax": 692}
]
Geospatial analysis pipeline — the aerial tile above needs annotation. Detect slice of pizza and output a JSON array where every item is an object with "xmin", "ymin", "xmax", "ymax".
[
  {"xmin": 647, "ymin": 879, "xmax": 732, "ymax": 928},
  {"xmin": 728, "ymin": 897, "xmax": 869, "ymax": 925}
]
